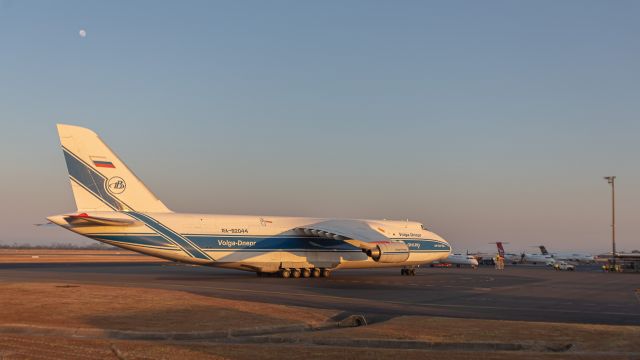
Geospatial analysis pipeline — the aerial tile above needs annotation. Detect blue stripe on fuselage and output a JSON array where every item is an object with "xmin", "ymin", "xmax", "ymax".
[
  {"xmin": 185, "ymin": 235, "xmax": 360, "ymax": 251},
  {"xmin": 86, "ymin": 233, "xmax": 449, "ymax": 253},
  {"xmin": 126, "ymin": 212, "xmax": 213, "ymax": 261},
  {"xmin": 401, "ymin": 239, "xmax": 450, "ymax": 252}
]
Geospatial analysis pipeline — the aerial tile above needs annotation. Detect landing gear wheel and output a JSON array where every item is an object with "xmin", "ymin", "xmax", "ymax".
[
  {"xmin": 409, "ymin": 269, "xmax": 416, "ymax": 276},
  {"xmin": 311, "ymin": 268, "xmax": 321, "ymax": 278},
  {"xmin": 401, "ymin": 269, "xmax": 407, "ymax": 276},
  {"xmin": 280, "ymin": 269, "xmax": 291, "ymax": 278},
  {"xmin": 291, "ymin": 268, "xmax": 301, "ymax": 278},
  {"xmin": 320, "ymin": 268, "xmax": 331, "ymax": 278},
  {"xmin": 301, "ymin": 268, "xmax": 311, "ymax": 278}
]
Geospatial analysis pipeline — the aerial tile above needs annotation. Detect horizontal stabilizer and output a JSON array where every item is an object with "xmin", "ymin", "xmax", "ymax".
[{"xmin": 63, "ymin": 213, "xmax": 139, "ymax": 226}]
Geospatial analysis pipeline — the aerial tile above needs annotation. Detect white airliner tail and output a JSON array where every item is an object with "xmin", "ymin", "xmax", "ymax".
[{"xmin": 57, "ymin": 124, "xmax": 171, "ymax": 213}]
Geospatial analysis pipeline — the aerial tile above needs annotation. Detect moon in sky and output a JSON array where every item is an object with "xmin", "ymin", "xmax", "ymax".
[{"xmin": 79, "ymin": 29, "xmax": 87, "ymax": 38}]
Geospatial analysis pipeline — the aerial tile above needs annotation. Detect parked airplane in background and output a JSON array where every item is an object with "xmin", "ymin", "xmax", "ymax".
[
  {"xmin": 523, "ymin": 250, "xmax": 555, "ymax": 265},
  {"xmin": 493, "ymin": 242, "xmax": 523, "ymax": 264},
  {"xmin": 440, "ymin": 253, "xmax": 479, "ymax": 268},
  {"xmin": 47, "ymin": 125, "xmax": 451, "ymax": 278},
  {"xmin": 494, "ymin": 242, "xmax": 555, "ymax": 265},
  {"xmin": 539, "ymin": 246, "xmax": 595, "ymax": 264}
]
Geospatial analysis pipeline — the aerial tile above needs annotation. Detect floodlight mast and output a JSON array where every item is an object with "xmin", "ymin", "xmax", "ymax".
[{"xmin": 604, "ymin": 176, "xmax": 616, "ymax": 267}]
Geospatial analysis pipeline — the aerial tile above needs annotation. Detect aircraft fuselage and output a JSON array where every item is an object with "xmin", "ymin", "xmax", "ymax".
[{"xmin": 49, "ymin": 211, "xmax": 451, "ymax": 273}]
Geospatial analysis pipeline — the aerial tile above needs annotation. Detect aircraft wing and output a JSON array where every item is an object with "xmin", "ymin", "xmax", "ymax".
[
  {"xmin": 62, "ymin": 213, "xmax": 139, "ymax": 226},
  {"xmin": 295, "ymin": 219, "xmax": 391, "ymax": 250}
]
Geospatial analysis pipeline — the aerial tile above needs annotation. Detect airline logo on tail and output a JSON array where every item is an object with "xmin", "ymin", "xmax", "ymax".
[{"xmin": 107, "ymin": 177, "xmax": 126, "ymax": 194}]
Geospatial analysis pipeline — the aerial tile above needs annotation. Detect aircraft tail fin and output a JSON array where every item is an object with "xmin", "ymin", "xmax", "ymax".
[
  {"xmin": 56, "ymin": 124, "xmax": 171, "ymax": 213},
  {"xmin": 539, "ymin": 245, "xmax": 549, "ymax": 255},
  {"xmin": 495, "ymin": 242, "xmax": 505, "ymax": 257}
]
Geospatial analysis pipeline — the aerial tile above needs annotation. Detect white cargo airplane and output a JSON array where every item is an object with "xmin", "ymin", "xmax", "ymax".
[{"xmin": 47, "ymin": 125, "xmax": 451, "ymax": 278}]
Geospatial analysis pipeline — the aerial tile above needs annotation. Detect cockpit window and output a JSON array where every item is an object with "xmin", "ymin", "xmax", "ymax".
[{"xmin": 420, "ymin": 224, "xmax": 429, "ymax": 231}]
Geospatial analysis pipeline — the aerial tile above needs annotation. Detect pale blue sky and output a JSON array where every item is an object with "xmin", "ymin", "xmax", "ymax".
[{"xmin": 1, "ymin": 1, "xmax": 638, "ymax": 253}]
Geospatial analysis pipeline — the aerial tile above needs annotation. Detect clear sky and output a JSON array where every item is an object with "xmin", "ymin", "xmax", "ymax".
[{"xmin": 1, "ymin": 0, "xmax": 638, "ymax": 253}]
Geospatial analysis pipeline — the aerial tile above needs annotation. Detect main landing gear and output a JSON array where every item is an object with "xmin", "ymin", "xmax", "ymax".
[
  {"xmin": 401, "ymin": 268, "xmax": 416, "ymax": 276},
  {"xmin": 260, "ymin": 268, "xmax": 331, "ymax": 278}
]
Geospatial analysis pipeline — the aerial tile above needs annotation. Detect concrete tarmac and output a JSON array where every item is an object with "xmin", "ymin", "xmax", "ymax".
[{"xmin": 1, "ymin": 262, "xmax": 638, "ymax": 325}]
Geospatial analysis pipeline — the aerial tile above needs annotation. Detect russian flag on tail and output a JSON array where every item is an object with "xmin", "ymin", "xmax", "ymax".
[{"xmin": 91, "ymin": 156, "xmax": 115, "ymax": 168}]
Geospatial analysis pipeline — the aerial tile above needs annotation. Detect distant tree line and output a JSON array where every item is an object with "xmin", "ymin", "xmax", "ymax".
[{"xmin": 0, "ymin": 242, "xmax": 117, "ymax": 250}]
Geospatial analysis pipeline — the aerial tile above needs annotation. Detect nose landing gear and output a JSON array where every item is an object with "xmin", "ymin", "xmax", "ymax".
[{"xmin": 401, "ymin": 268, "xmax": 416, "ymax": 276}]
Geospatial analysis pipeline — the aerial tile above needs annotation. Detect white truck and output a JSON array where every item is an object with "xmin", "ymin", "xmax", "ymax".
[{"xmin": 553, "ymin": 261, "xmax": 575, "ymax": 271}]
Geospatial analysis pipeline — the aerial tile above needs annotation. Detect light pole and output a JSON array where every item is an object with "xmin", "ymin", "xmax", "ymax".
[{"xmin": 604, "ymin": 176, "xmax": 616, "ymax": 267}]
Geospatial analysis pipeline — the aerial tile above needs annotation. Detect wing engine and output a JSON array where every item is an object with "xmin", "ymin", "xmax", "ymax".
[
  {"xmin": 295, "ymin": 219, "xmax": 411, "ymax": 262},
  {"xmin": 365, "ymin": 242, "xmax": 410, "ymax": 263}
]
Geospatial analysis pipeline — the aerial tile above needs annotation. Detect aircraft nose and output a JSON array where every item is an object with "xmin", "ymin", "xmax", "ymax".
[{"xmin": 437, "ymin": 236, "xmax": 452, "ymax": 255}]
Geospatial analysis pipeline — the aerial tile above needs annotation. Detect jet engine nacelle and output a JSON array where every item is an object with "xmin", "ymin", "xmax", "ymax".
[{"xmin": 366, "ymin": 242, "xmax": 410, "ymax": 263}]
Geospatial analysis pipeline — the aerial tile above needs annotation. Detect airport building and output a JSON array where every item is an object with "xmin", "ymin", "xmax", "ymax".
[{"xmin": 615, "ymin": 256, "xmax": 640, "ymax": 273}]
